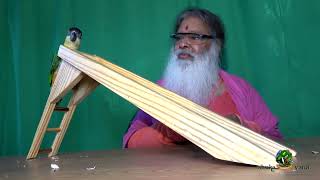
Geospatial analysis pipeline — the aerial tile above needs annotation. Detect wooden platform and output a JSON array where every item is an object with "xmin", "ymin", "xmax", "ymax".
[{"xmin": 1, "ymin": 137, "xmax": 319, "ymax": 180}]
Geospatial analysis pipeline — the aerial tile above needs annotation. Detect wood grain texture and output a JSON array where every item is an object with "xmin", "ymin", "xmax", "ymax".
[
  {"xmin": 50, "ymin": 77, "xmax": 98, "ymax": 157},
  {"xmin": 71, "ymin": 76, "xmax": 99, "ymax": 105},
  {"xmin": 49, "ymin": 102, "xmax": 77, "ymax": 157},
  {"xmin": 49, "ymin": 61, "xmax": 84, "ymax": 103},
  {"xmin": 27, "ymin": 102, "xmax": 56, "ymax": 159},
  {"xmin": 27, "ymin": 61, "xmax": 85, "ymax": 159},
  {"xmin": 57, "ymin": 45, "xmax": 297, "ymax": 167}
]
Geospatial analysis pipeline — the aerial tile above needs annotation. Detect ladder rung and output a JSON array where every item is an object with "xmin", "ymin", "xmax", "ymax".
[
  {"xmin": 54, "ymin": 106, "xmax": 69, "ymax": 112},
  {"xmin": 46, "ymin": 128, "xmax": 61, "ymax": 132},
  {"xmin": 38, "ymin": 148, "xmax": 52, "ymax": 154}
]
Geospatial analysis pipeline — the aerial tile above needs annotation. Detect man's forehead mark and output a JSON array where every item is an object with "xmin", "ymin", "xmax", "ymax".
[{"xmin": 185, "ymin": 25, "xmax": 189, "ymax": 30}]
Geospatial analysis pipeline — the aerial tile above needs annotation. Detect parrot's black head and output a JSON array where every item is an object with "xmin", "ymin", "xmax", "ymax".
[{"xmin": 68, "ymin": 27, "xmax": 82, "ymax": 42}]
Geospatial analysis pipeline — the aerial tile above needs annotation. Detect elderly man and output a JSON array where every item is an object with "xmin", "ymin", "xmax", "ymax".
[{"xmin": 123, "ymin": 8, "xmax": 282, "ymax": 148}]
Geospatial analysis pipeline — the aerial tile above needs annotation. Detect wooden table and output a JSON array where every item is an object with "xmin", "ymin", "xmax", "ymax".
[{"xmin": 0, "ymin": 138, "xmax": 319, "ymax": 180}]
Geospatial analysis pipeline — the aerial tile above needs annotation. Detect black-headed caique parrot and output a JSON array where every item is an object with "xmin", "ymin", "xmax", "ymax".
[{"xmin": 49, "ymin": 27, "xmax": 82, "ymax": 86}]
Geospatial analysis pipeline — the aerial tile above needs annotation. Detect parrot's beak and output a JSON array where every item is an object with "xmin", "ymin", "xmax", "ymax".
[{"xmin": 70, "ymin": 32, "xmax": 77, "ymax": 42}]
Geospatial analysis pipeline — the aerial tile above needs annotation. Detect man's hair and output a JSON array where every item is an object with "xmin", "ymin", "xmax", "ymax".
[{"xmin": 174, "ymin": 7, "xmax": 225, "ymax": 48}]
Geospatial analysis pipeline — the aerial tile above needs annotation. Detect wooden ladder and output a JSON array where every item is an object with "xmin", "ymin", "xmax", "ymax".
[{"xmin": 27, "ymin": 61, "xmax": 99, "ymax": 159}]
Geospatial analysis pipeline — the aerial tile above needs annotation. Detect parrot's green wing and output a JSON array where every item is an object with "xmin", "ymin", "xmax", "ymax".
[{"xmin": 49, "ymin": 54, "xmax": 61, "ymax": 86}]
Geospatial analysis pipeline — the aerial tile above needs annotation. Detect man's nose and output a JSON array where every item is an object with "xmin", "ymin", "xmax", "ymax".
[{"xmin": 176, "ymin": 38, "xmax": 191, "ymax": 49}]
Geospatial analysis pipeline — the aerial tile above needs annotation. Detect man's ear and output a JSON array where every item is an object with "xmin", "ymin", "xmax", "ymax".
[{"xmin": 214, "ymin": 39, "xmax": 223, "ymax": 54}]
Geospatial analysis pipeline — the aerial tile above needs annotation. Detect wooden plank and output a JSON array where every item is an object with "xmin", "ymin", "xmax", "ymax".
[
  {"xmin": 90, "ymin": 74, "xmax": 271, "ymax": 165},
  {"xmin": 46, "ymin": 128, "xmax": 61, "ymax": 132},
  {"xmin": 54, "ymin": 106, "xmax": 69, "ymax": 112},
  {"xmin": 82, "ymin": 53, "xmax": 295, "ymax": 157},
  {"xmin": 58, "ymin": 45, "xmax": 296, "ymax": 167},
  {"xmin": 49, "ymin": 61, "xmax": 84, "ymax": 103},
  {"xmin": 38, "ymin": 148, "xmax": 52, "ymax": 154}
]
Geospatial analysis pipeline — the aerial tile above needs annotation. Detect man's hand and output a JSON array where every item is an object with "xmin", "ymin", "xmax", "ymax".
[
  {"xmin": 151, "ymin": 122, "xmax": 187, "ymax": 143},
  {"xmin": 241, "ymin": 119, "xmax": 262, "ymax": 134},
  {"xmin": 225, "ymin": 114, "xmax": 241, "ymax": 124},
  {"xmin": 225, "ymin": 114, "xmax": 262, "ymax": 134}
]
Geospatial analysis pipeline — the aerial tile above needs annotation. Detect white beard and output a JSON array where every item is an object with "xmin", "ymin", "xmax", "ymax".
[{"xmin": 162, "ymin": 44, "xmax": 221, "ymax": 106}]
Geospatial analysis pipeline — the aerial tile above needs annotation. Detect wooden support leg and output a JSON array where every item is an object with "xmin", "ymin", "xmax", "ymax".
[
  {"xmin": 27, "ymin": 61, "xmax": 84, "ymax": 160},
  {"xmin": 49, "ymin": 76, "xmax": 99, "ymax": 157},
  {"xmin": 27, "ymin": 100, "xmax": 56, "ymax": 159},
  {"xmin": 49, "ymin": 100, "xmax": 77, "ymax": 157}
]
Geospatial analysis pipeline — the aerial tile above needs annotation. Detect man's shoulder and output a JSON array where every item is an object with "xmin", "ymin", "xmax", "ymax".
[
  {"xmin": 219, "ymin": 70, "xmax": 252, "ymax": 88},
  {"xmin": 220, "ymin": 70, "xmax": 265, "ymax": 101}
]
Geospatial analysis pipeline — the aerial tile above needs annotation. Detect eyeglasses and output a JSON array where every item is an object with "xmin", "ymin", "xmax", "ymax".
[{"xmin": 170, "ymin": 32, "xmax": 214, "ymax": 45}]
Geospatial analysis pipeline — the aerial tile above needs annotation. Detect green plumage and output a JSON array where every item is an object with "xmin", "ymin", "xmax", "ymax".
[
  {"xmin": 48, "ymin": 27, "xmax": 82, "ymax": 87},
  {"xmin": 49, "ymin": 55, "xmax": 61, "ymax": 86}
]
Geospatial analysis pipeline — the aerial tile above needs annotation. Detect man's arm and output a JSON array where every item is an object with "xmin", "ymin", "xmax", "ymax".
[
  {"xmin": 251, "ymin": 89, "xmax": 282, "ymax": 139},
  {"xmin": 123, "ymin": 110, "xmax": 153, "ymax": 148},
  {"xmin": 221, "ymin": 70, "xmax": 282, "ymax": 140},
  {"xmin": 244, "ymin": 82, "xmax": 282, "ymax": 140},
  {"xmin": 123, "ymin": 110, "xmax": 187, "ymax": 148}
]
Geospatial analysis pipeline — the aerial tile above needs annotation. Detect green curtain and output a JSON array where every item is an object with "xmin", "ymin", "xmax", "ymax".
[{"xmin": 1, "ymin": 0, "xmax": 320, "ymax": 156}]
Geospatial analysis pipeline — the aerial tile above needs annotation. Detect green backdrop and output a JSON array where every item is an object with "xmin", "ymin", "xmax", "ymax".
[{"xmin": 1, "ymin": 0, "xmax": 320, "ymax": 156}]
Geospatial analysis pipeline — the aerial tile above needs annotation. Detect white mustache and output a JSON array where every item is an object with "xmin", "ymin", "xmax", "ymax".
[{"xmin": 174, "ymin": 49, "xmax": 196, "ymax": 58}]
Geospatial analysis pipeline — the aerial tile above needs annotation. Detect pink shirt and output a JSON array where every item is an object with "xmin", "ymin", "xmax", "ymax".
[{"xmin": 123, "ymin": 70, "xmax": 282, "ymax": 148}]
